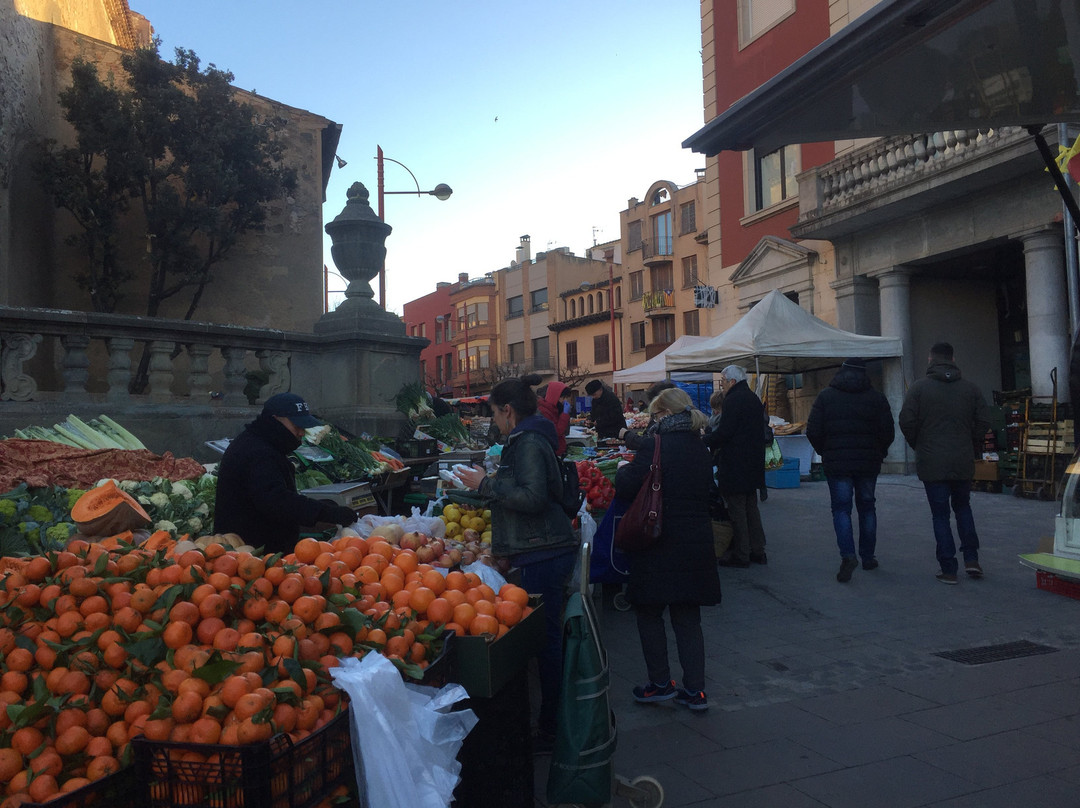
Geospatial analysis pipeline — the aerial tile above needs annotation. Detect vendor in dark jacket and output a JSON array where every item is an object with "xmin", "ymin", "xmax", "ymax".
[
  {"xmin": 806, "ymin": 358, "xmax": 895, "ymax": 582},
  {"xmin": 615, "ymin": 387, "xmax": 721, "ymax": 711},
  {"xmin": 456, "ymin": 374, "xmax": 578, "ymax": 748},
  {"xmin": 703, "ymin": 366, "xmax": 767, "ymax": 567},
  {"xmin": 214, "ymin": 393, "xmax": 358, "ymax": 554},
  {"xmin": 584, "ymin": 380, "xmax": 625, "ymax": 440}
]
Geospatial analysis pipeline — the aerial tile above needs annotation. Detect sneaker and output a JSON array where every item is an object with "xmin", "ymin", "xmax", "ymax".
[
  {"xmin": 633, "ymin": 680, "xmax": 677, "ymax": 703},
  {"xmin": 936, "ymin": 572, "xmax": 959, "ymax": 585},
  {"xmin": 836, "ymin": 556, "xmax": 858, "ymax": 583},
  {"xmin": 965, "ymin": 561, "xmax": 983, "ymax": 578},
  {"xmin": 675, "ymin": 688, "xmax": 709, "ymax": 711},
  {"xmin": 862, "ymin": 558, "xmax": 879, "ymax": 571},
  {"xmin": 750, "ymin": 552, "xmax": 768, "ymax": 565}
]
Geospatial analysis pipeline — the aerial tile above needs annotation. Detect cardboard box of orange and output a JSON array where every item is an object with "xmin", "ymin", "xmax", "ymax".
[
  {"xmin": 974, "ymin": 460, "xmax": 999, "ymax": 481},
  {"xmin": 450, "ymin": 597, "xmax": 545, "ymax": 698}
]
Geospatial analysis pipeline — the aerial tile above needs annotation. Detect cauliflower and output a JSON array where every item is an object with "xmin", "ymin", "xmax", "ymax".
[
  {"xmin": 27, "ymin": 505, "xmax": 52, "ymax": 522},
  {"xmin": 0, "ymin": 499, "xmax": 17, "ymax": 518},
  {"xmin": 149, "ymin": 492, "xmax": 170, "ymax": 509},
  {"xmin": 45, "ymin": 523, "xmax": 74, "ymax": 544},
  {"xmin": 155, "ymin": 520, "xmax": 177, "ymax": 534},
  {"xmin": 169, "ymin": 479, "xmax": 193, "ymax": 499},
  {"xmin": 66, "ymin": 489, "xmax": 86, "ymax": 511},
  {"xmin": 137, "ymin": 496, "xmax": 152, "ymax": 506},
  {"xmin": 194, "ymin": 502, "xmax": 210, "ymax": 516},
  {"xmin": 117, "ymin": 480, "xmax": 139, "ymax": 493},
  {"xmin": 187, "ymin": 517, "xmax": 203, "ymax": 533},
  {"xmin": 197, "ymin": 474, "xmax": 217, "ymax": 493},
  {"xmin": 95, "ymin": 478, "xmax": 119, "ymax": 489}
]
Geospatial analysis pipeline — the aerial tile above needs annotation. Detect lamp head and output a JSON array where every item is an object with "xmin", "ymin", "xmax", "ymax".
[
  {"xmin": 431, "ymin": 184, "xmax": 453, "ymax": 201},
  {"xmin": 334, "ymin": 155, "xmax": 348, "ymax": 169}
]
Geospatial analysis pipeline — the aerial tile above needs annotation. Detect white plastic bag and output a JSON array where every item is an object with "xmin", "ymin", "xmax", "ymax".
[
  {"xmin": 403, "ymin": 506, "xmax": 447, "ymax": 539},
  {"xmin": 356, "ymin": 513, "xmax": 406, "ymax": 539},
  {"xmin": 330, "ymin": 654, "xmax": 477, "ymax": 808},
  {"xmin": 461, "ymin": 560, "xmax": 507, "ymax": 592}
]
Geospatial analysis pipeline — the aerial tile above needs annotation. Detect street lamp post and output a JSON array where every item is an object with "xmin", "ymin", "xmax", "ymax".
[
  {"xmin": 437, "ymin": 313, "xmax": 471, "ymax": 397},
  {"xmin": 375, "ymin": 145, "xmax": 453, "ymax": 309}
]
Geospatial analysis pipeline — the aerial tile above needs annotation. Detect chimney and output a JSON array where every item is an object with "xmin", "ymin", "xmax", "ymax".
[
  {"xmin": 458, "ymin": 272, "xmax": 468, "ymax": 284},
  {"xmin": 515, "ymin": 234, "xmax": 531, "ymax": 265}
]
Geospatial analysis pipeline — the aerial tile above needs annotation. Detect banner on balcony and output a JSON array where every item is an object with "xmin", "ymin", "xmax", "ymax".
[
  {"xmin": 642, "ymin": 290, "xmax": 675, "ymax": 310},
  {"xmin": 694, "ymin": 285, "xmax": 718, "ymax": 309}
]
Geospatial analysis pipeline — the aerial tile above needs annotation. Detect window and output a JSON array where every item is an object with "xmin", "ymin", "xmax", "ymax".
[
  {"xmin": 460, "ymin": 344, "xmax": 489, "ymax": 372},
  {"xmin": 679, "ymin": 201, "xmax": 696, "ymax": 235},
  {"xmin": 651, "ymin": 315, "xmax": 675, "ymax": 344},
  {"xmin": 615, "ymin": 286, "xmax": 621, "ymax": 308},
  {"xmin": 530, "ymin": 288, "xmax": 548, "ymax": 311},
  {"xmin": 650, "ymin": 265, "xmax": 673, "ymax": 292},
  {"xmin": 596, "ymin": 292, "xmax": 604, "ymax": 312},
  {"xmin": 532, "ymin": 336, "xmax": 550, "ymax": 369},
  {"xmin": 578, "ymin": 295, "xmax": 585, "ymax": 315},
  {"xmin": 630, "ymin": 271, "xmax": 643, "ymax": 301},
  {"xmin": 569, "ymin": 299, "xmax": 576, "ymax": 318},
  {"xmin": 593, "ymin": 334, "xmax": 609, "ymax": 365},
  {"xmin": 683, "ymin": 309, "xmax": 700, "ymax": 336},
  {"xmin": 628, "ymin": 220, "xmax": 643, "ymax": 252},
  {"xmin": 458, "ymin": 302, "xmax": 489, "ymax": 328},
  {"xmin": 508, "ymin": 341, "xmax": 525, "ymax": 364},
  {"xmin": 739, "ymin": 0, "xmax": 795, "ymax": 45},
  {"xmin": 631, "ymin": 321, "xmax": 646, "ymax": 351},
  {"xmin": 754, "ymin": 145, "xmax": 800, "ymax": 211},
  {"xmin": 566, "ymin": 340, "xmax": 578, "ymax": 368},
  {"xmin": 587, "ymin": 295, "xmax": 594, "ymax": 315},
  {"xmin": 419, "ymin": 323, "xmax": 426, "ymax": 338},
  {"xmin": 507, "ymin": 296, "xmax": 523, "ymax": 318},
  {"xmin": 441, "ymin": 316, "xmax": 452, "ymax": 342},
  {"xmin": 445, "ymin": 353, "xmax": 454, "ymax": 381},
  {"xmin": 682, "ymin": 255, "xmax": 698, "ymax": 288},
  {"xmin": 652, "ymin": 211, "xmax": 672, "ymax": 255},
  {"xmin": 434, "ymin": 321, "xmax": 442, "ymax": 344}
]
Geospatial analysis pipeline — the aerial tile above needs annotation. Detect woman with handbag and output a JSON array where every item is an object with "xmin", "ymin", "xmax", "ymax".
[
  {"xmin": 614, "ymin": 387, "xmax": 721, "ymax": 711},
  {"xmin": 456, "ymin": 374, "xmax": 579, "ymax": 749}
]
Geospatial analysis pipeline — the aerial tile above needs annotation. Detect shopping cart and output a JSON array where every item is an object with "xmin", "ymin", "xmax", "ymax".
[{"xmin": 546, "ymin": 539, "xmax": 664, "ymax": 808}]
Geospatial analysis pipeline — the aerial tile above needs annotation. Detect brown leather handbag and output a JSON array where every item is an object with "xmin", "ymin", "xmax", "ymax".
[{"xmin": 613, "ymin": 436, "xmax": 663, "ymax": 551}]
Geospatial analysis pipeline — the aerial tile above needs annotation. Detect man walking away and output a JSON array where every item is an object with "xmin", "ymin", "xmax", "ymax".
[
  {"xmin": 806, "ymin": 358, "xmax": 895, "ymax": 582},
  {"xmin": 899, "ymin": 342, "xmax": 991, "ymax": 584}
]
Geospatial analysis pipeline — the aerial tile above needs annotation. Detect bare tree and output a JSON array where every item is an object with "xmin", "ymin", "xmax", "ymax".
[{"xmin": 558, "ymin": 366, "xmax": 594, "ymax": 390}]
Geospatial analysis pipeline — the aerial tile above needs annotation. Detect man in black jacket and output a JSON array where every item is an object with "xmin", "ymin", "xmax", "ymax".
[
  {"xmin": 214, "ymin": 393, "xmax": 358, "ymax": 553},
  {"xmin": 585, "ymin": 380, "xmax": 625, "ymax": 440},
  {"xmin": 704, "ymin": 366, "xmax": 767, "ymax": 567},
  {"xmin": 806, "ymin": 358, "xmax": 895, "ymax": 582}
]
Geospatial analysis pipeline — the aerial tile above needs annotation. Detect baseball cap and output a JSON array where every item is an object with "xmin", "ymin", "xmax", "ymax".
[{"xmin": 262, "ymin": 392, "xmax": 321, "ymax": 428}]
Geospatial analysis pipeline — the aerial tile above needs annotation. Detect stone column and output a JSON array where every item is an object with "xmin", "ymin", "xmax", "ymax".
[
  {"xmin": 1021, "ymin": 228, "xmax": 1069, "ymax": 401},
  {"xmin": 869, "ymin": 267, "xmax": 916, "ymax": 473},
  {"xmin": 829, "ymin": 275, "xmax": 880, "ymax": 334}
]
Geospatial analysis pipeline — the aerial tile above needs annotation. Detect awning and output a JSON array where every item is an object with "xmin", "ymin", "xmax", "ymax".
[{"xmin": 684, "ymin": 0, "xmax": 1080, "ymax": 157}]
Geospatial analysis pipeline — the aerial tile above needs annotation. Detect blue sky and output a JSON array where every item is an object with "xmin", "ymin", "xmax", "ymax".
[{"xmin": 134, "ymin": 1, "xmax": 706, "ymax": 313}]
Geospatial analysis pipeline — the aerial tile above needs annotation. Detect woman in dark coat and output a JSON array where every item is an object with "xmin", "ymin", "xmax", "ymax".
[{"xmin": 614, "ymin": 388, "xmax": 721, "ymax": 711}]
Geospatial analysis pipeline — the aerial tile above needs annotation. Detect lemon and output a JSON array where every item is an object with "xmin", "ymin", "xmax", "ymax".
[
  {"xmin": 442, "ymin": 505, "xmax": 461, "ymax": 523},
  {"xmin": 445, "ymin": 522, "xmax": 463, "ymax": 539},
  {"xmin": 481, "ymin": 530, "xmax": 492, "ymax": 543}
]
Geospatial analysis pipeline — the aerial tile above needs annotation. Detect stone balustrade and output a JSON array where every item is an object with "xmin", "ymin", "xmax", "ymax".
[
  {"xmin": 0, "ymin": 306, "xmax": 315, "ymax": 406},
  {"xmin": 800, "ymin": 126, "xmax": 1029, "ymax": 218}
]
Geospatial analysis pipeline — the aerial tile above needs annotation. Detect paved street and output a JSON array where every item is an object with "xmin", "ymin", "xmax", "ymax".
[{"xmin": 534, "ymin": 475, "xmax": 1080, "ymax": 807}]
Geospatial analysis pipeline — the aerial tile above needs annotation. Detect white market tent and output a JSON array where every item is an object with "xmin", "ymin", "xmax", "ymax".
[
  {"xmin": 664, "ymin": 289, "xmax": 904, "ymax": 375},
  {"xmin": 612, "ymin": 335, "xmax": 714, "ymax": 385}
]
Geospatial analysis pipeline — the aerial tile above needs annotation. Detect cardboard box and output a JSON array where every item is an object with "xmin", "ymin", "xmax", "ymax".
[
  {"xmin": 973, "ymin": 460, "xmax": 999, "ymax": 481},
  {"xmin": 450, "ymin": 598, "xmax": 545, "ymax": 698}
]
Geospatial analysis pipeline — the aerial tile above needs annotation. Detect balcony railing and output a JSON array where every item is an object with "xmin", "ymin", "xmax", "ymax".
[
  {"xmin": 796, "ymin": 126, "xmax": 1029, "ymax": 233},
  {"xmin": 641, "ymin": 238, "xmax": 674, "ymax": 263},
  {"xmin": 642, "ymin": 290, "xmax": 675, "ymax": 311}
]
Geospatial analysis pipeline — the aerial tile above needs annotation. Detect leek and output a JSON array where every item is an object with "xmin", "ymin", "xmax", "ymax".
[{"xmin": 98, "ymin": 415, "xmax": 146, "ymax": 450}]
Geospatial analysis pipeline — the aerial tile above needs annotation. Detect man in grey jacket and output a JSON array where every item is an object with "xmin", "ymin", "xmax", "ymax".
[{"xmin": 899, "ymin": 342, "xmax": 991, "ymax": 585}]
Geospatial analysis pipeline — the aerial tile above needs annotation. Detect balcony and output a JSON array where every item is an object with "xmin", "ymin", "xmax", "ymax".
[
  {"xmin": 642, "ymin": 290, "xmax": 675, "ymax": 312},
  {"xmin": 640, "ymin": 238, "xmax": 674, "ymax": 266},
  {"xmin": 792, "ymin": 126, "xmax": 1037, "ymax": 240}
]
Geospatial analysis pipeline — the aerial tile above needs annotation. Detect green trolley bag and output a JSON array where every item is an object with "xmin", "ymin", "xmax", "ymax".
[{"xmin": 546, "ymin": 582, "xmax": 616, "ymax": 806}]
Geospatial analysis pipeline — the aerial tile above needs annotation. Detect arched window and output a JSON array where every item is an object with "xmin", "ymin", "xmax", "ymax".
[
  {"xmin": 570, "ymin": 299, "xmax": 576, "ymax": 318},
  {"xmin": 596, "ymin": 292, "xmax": 603, "ymax": 311},
  {"xmin": 615, "ymin": 286, "xmax": 621, "ymax": 309},
  {"xmin": 587, "ymin": 295, "xmax": 594, "ymax": 314},
  {"xmin": 578, "ymin": 296, "xmax": 585, "ymax": 315}
]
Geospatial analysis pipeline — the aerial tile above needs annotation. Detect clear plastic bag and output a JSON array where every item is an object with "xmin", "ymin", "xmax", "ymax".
[
  {"xmin": 403, "ymin": 506, "xmax": 447, "ymax": 539},
  {"xmin": 356, "ymin": 513, "xmax": 406, "ymax": 539},
  {"xmin": 330, "ymin": 654, "xmax": 477, "ymax": 808}
]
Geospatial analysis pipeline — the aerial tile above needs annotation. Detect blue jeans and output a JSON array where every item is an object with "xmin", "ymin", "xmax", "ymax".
[
  {"xmin": 826, "ymin": 475, "xmax": 878, "ymax": 561},
  {"xmin": 923, "ymin": 480, "xmax": 980, "ymax": 575},
  {"xmin": 519, "ymin": 548, "xmax": 576, "ymax": 736}
]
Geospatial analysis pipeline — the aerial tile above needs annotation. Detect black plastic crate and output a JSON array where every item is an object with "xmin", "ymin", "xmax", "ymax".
[
  {"xmin": 132, "ymin": 709, "xmax": 353, "ymax": 808},
  {"xmin": 394, "ymin": 438, "xmax": 438, "ymax": 458},
  {"xmin": 25, "ymin": 766, "xmax": 139, "ymax": 808}
]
